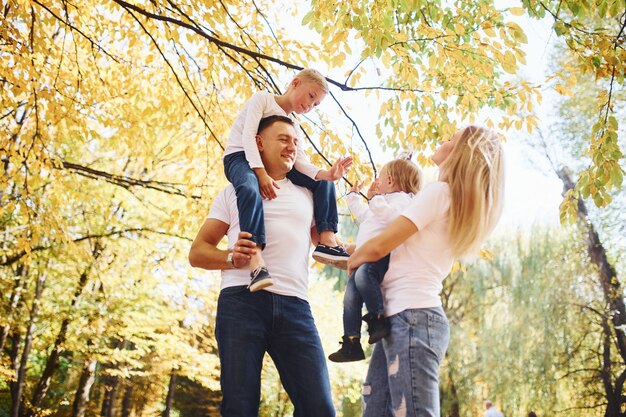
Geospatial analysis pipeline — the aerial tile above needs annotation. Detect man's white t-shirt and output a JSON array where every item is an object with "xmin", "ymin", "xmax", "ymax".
[
  {"xmin": 223, "ymin": 91, "xmax": 320, "ymax": 179},
  {"xmin": 381, "ymin": 182, "xmax": 454, "ymax": 316},
  {"xmin": 347, "ymin": 192, "xmax": 414, "ymax": 247},
  {"xmin": 208, "ymin": 178, "xmax": 314, "ymax": 300}
]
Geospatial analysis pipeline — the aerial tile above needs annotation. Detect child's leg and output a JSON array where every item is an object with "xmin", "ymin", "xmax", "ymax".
[
  {"xmin": 328, "ymin": 268, "xmax": 367, "ymax": 363},
  {"xmin": 286, "ymin": 168, "xmax": 337, "ymax": 241},
  {"xmin": 224, "ymin": 152, "xmax": 266, "ymax": 247},
  {"xmin": 287, "ymin": 168, "xmax": 350, "ymax": 269},
  {"xmin": 224, "ymin": 152, "xmax": 272, "ymax": 290},
  {"xmin": 355, "ymin": 256, "xmax": 391, "ymax": 344},
  {"xmin": 354, "ymin": 255, "xmax": 390, "ymax": 316},
  {"xmin": 342, "ymin": 269, "xmax": 365, "ymax": 337}
]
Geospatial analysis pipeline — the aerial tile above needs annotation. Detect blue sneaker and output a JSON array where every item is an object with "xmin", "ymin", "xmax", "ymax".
[
  {"xmin": 312, "ymin": 244, "xmax": 349, "ymax": 270},
  {"xmin": 249, "ymin": 266, "xmax": 273, "ymax": 292}
]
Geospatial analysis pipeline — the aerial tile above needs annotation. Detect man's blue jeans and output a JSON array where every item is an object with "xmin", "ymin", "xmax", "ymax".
[
  {"xmin": 215, "ymin": 286, "xmax": 335, "ymax": 417},
  {"xmin": 342, "ymin": 255, "xmax": 390, "ymax": 337},
  {"xmin": 362, "ymin": 307, "xmax": 450, "ymax": 417},
  {"xmin": 223, "ymin": 151, "xmax": 338, "ymax": 246}
]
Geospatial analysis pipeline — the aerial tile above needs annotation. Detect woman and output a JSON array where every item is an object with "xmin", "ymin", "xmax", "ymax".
[{"xmin": 347, "ymin": 126, "xmax": 505, "ymax": 417}]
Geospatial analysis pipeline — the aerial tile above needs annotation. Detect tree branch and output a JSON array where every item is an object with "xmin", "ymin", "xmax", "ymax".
[
  {"xmin": 59, "ymin": 160, "xmax": 201, "ymax": 200},
  {"xmin": 108, "ymin": 0, "xmax": 421, "ymax": 93},
  {"xmin": 0, "ymin": 228, "xmax": 192, "ymax": 267},
  {"xmin": 32, "ymin": 0, "xmax": 121, "ymax": 63}
]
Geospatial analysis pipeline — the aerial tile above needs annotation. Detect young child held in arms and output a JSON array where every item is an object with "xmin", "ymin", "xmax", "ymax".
[
  {"xmin": 223, "ymin": 69, "xmax": 352, "ymax": 291},
  {"xmin": 329, "ymin": 158, "xmax": 422, "ymax": 362}
]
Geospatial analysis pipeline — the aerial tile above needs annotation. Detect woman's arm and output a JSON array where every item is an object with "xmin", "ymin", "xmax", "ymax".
[{"xmin": 347, "ymin": 216, "xmax": 418, "ymax": 274}]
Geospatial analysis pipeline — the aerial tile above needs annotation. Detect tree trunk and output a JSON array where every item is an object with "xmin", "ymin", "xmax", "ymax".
[
  {"xmin": 100, "ymin": 338, "xmax": 128, "ymax": 417},
  {"xmin": 11, "ymin": 272, "xmax": 45, "ymax": 417},
  {"xmin": 71, "ymin": 357, "xmax": 98, "ymax": 417},
  {"xmin": 557, "ymin": 168, "xmax": 626, "ymax": 416},
  {"xmin": 8, "ymin": 331, "xmax": 21, "ymax": 416},
  {"xmin": 0, "ymin": 264, "xmax": 26, "ymax": 353},
  {"xmin": 446, "ymin": 366, "xmax": 461, "ymax": 417},
  {"xmin": 162, "ymin": 370, "xmax": 177, "ymax": 417},
  {"xmin": 121, "ymin": 384, "xmax": 133, "ymax": 417},
  {"xmin": 100, "ymin": 374, "xmax": 120, "ymax": 417},
  {"xmin": 28, "ymin": 264, "xmax": 95, "ymax": 414}
]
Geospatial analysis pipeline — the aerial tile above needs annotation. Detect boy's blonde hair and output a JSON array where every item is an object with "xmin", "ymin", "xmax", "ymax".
[
  {"xmin": 382, "ymin": 159, "xmax": 422, "ymax": 194},
  {"xmin": 441, "ymin": 126, "xmax": 505, "ymax": 257},
  {"xmin": 295, "ymin": 68, "xmax": 329, "ymax": 93}
]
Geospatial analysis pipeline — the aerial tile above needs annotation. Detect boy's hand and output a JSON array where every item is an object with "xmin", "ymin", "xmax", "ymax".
[
  {"xmin": 327, "ymin": 156, "xmax": 353, "ymax": 181},
  {"xmin": 254, "ymin": 169, "xmax": 280, "ymax": 200},
  {"xmin": 367, "ymin": 179, "xmax": 379, "ymax": 199}
]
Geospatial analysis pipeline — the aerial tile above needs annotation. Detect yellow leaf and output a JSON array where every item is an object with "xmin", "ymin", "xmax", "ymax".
[{"xmin": 554, "ymin": 83, "xmax": 573, "ymax": 96}]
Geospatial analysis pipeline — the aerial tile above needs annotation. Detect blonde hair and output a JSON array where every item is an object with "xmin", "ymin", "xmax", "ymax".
[
  {"xmin": 295, "ymin": 68, "xmax": 329, "ymax": 93},
  {"xmin": 442, "ymin": 126, "xmax": 505, "ymax": 257},
  {"xmin": 382, "ymin": 159, "xmax": 422, "ymax": 193}
]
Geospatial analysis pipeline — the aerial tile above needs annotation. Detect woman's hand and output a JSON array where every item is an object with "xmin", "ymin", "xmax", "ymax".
[
  {"xmin": 347, "ymin": 247, "xmax": 365, "ymax": 276},
  {"xmin": 347, "ymin": 216, "xmax": 419, "ymax": 275}
]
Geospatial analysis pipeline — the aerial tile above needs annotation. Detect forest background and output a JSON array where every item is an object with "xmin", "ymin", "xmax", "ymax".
[{"xmin": 1, "ymin": 0, "xmax": 625, "ymax": 416}]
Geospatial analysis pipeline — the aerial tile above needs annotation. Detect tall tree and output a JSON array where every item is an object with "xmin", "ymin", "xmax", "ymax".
[
  {"xmin": 523, "ymin": 0, "xmax": 625, "ymax": 214},
  {"xmin": 441, "ymin": 227, "xmax": 622, "ymax": 417}
]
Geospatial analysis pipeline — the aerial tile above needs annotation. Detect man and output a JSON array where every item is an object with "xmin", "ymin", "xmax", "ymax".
[
  {"xmin": 189, "ymin": 115, "xmax": 336, "ymax": 417},
  {"xmin": 484, "ymin": 400, "xmax": 505, "ymax": 417}
]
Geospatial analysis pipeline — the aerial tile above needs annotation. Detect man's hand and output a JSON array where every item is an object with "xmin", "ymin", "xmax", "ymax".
[
  {"xmin": 254, "ymin": 168, "xmax": 280, "ymax": 200},
  {"xmin": 231, "ymin": 231, "xmax": 257, "ymax": 268}
]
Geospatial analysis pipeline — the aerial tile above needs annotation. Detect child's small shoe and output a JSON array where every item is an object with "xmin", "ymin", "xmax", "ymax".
[
  {"xmin": 328, "ymin": 336, "xmax": 365, "ymax": 363},
  {"xmin": 248, "ymin": 266, "xmax": 273, "ymax": 292},
  {"xmin": 312, "ymin": 243, "xmax": 350, "ymax": 270},
  {"xmin": 362, "ymin": 313, "xmax": 391, "ymax": 344}
]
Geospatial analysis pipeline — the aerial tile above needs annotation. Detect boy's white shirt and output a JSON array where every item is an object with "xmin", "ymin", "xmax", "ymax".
[
  {"xmin": 347, "ymin": 191, "xmax": 414, "ymax": 248},
  {"xmin": 207, "ymin": 179, "xmax": 315, "ymax": 301},
  {"xmin": 224, "ymin": 91, "xmax": 320, "ymax": 179}
]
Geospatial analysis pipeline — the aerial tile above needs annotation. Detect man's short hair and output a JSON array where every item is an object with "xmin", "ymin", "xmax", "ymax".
[{"xmin": 257, "ymin": 115, "xmax": 294, "ymax": 135}]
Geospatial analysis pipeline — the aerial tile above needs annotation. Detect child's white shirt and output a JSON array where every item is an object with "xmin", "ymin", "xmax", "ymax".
[
  {"xmin": 347, "ymin": 191, "xmax": 414, "ymax": 248},
  {"xmin": 224, "ymin": 91, "xmax": 320, "ymax": 179}
]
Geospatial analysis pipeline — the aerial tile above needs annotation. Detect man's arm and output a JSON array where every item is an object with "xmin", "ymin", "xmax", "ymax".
[{"xmin": 189, "ymin": 219, "xmax": 255, "ymax": 270}]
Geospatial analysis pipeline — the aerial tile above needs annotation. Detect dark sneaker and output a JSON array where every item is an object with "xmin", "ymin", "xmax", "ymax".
[
  {"xmin": 249, "ymin": 266, "xmax": 273, "ymax": 292},
  {"xmin": 312, "ymin": 244, "xmax": 350, "ymax": 269},
  {"xmin": 363, "ymin": 313, "xmax": 391, "ymax": 344},
  {"xmin": 328, "ymin": 336, "xmax": 365, "ymax": 363}
]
